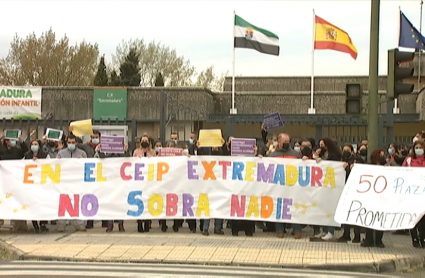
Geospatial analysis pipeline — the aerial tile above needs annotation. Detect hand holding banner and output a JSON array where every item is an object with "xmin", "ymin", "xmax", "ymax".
[{"xmin": 334, "ymin": 164, "xmax": 425, "ymax": 231}]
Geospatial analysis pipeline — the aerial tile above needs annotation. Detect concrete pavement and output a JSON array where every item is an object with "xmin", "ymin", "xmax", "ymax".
[{"xmin": 0, "ymin": 220, "xmax": 424, "ymax": 274}]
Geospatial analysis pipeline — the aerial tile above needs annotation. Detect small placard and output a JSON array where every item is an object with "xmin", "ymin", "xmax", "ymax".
[
  {"xmin": 45, "ymin": 128, "xmax": 63, "ymax": 141},
  {"xmin": 231, "ymin": 138, "xmax": 256, "ymax": 157},
  {"xmin": 4, "ymin": 129, "xmax": 21, "ymax": 140},
  {"xmin": 263, "ymin": 113, "xmax": 284, "ymax": 130},
  {"xmin": 100, "ymin": 135, "xmax": 125, "ymax": 154},
  {"xmin": 158, "ymin": 148, "xmax": 183, "ymax": 156}
]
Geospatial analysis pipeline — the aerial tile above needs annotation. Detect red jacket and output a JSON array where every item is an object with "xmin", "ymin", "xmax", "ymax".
[{"xmin": 402, "ymin": 156, "xmax": 425, "ymax": 167}]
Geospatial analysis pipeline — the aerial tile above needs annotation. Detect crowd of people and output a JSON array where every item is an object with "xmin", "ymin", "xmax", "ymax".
[{"xmin": 0, "ymin": 125, "xmax": 424, "ymax": 249}]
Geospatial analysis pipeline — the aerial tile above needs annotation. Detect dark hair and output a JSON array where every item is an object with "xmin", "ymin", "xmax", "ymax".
[
  {"xmin": 343, "ymin": 143, "xmax": 354, "ymax": 152},
  {"xmin": 388, "ymin": 143, "xmax": 399, "ymax": 154},
  {"xmin": 411, "ymin": 140, "xmax": 425, "ymax": 159},
  {"xmin": 322, "ymin": 138, "xmax": 342, "ymax": 160},
  {"xmin": 66, "ymin": 134, "xmax": 77, "ymax": 141},
  {"xmin": 358, "ymin": 144, "xmax": 367, "ymax": 151},
  {"xmin": 148, "ymin": 137, "xmax": 155, "ymax": 148},
  {"xmin": 370, "ymin": 148, "xmax": 384, "ymax": 165},
  {"xmin": 92, "ymin": 130, "xmax": 101, "ymax": 137},
  {"xmin": 306, "ymin": 138, "xmax": 316, "ymax": 148}
]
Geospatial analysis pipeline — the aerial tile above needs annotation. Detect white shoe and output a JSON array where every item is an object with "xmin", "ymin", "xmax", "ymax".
[
  {"xmin": 314, "ymin": 232, "xmax": 325, "ymax": 238},
  {"xmin": 321, "ymin": 232, "xmax": 334, "ymax": 240}
]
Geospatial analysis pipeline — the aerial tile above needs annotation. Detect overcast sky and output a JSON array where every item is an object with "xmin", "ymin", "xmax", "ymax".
[{"xmin": 0, "ymin": 0, "xmax": 422, "ymax": 77}]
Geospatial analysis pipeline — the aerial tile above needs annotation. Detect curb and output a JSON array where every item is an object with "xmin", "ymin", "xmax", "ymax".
[{"xmin": 1, "ymin": 239, "xmax": 424, "ymax": 274}]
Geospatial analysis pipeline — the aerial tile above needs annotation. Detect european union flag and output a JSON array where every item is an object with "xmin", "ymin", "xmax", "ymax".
[{"xmin": 399, "ymin": 11, "xmax": 425, "ymax": 50}]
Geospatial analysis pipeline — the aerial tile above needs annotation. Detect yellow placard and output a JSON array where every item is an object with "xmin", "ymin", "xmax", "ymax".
[
  {"xmin": 70, "ymin": 119, "xmax": 93, "ymax": 136},
  {"xmin": 198, "ymin": 129, "xmax": 222, "ymax": 147}
]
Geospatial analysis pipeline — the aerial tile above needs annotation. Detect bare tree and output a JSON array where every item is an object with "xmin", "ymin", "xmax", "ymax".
[
  {"xmin": 0, "ymin": 28, "xmax": 99, "ymax": 86},
  {"xmin": 112, "ymin": 39, "xmax": 196, "ymax": 87},
  {"xmin": 195, "ymin": 66, "xmax": 227, "ymax": 92}
]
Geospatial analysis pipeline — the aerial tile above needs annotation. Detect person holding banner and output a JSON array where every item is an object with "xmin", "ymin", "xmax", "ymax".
[
  {"xmin": 360, "ymin": 149, "xmax": 386, "ymax": 248},
  {"xmin": 94, "ymin": 143, "xmax": 130, "ymax": 233},
  {"xmin": 337, "ymin": 144, "xmax": 363, "ymax": 243},
  {"xmin": 267, "ymin": 133, "xmax": 302, "ymax": 239},
  {"xmin": 133, "ymin": 135, "xmax": 155, "ymax": 233},
  {"xmin": 23, "ymin": 139, "xmax": 50, "ymax": 233},
  {"xmin": 158, "ymin": 140, "xmax": 184, "ymax": 233},
  {"xmin": 314, "ymin": 138, "xmax": 342, "ymax": 241},
  {"xmin": 56, "ymin": 134, "xmax": 88, "ymax": 232},
  {"xmin": 201, "ymin": 145, "xmax": 225, "ymax": 236},
  {"xmin": 402, "ymin": 139, "xmax": 425, "ymax": 248},
  {"xmin": 0, "ymin": 134, "xmax": 28, "ymax": 160},
  {"xmin": 0, "ymin": 133, "xmax": 29, "ymax": 232}
]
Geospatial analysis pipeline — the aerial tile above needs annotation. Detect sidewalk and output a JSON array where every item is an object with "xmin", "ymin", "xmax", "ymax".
[{"xmin": 0, "ymin": 221, "xmax": 424, "ymax": 274}]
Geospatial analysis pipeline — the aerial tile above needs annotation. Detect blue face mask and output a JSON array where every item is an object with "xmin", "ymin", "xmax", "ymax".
[
  {"xmin": 67, "ymin": 144, "xmax": 76, "ymax": 151},
  {"xmin": 31, "ymin": 145, "xmax": 39, "ymax": 153},
  {"xmin": 388, "ymin": 148, "xmax": 394, "ymax": 155},
  {"xmin": 188, "ymin": 139, "xmax": 194, "ymax": 144},
  {"xmin": 92, "ymin": 138, "xmax": 99, "ymax": 145},
  {"xmin": 415, "ymin": 149, "xmax": 424, "ymax": 156},
  {"xmin": 294, "ymin": 146, "xmax": 301, "ymax": 153}
]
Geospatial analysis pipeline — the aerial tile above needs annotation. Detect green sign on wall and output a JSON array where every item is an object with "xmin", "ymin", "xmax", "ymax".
[{"xmin": 93, "ymin": 88, "xmax": 127, "ymax": 120}]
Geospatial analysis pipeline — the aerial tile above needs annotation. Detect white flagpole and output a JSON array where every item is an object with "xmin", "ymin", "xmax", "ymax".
[
  {"xmin": 418, "ymin": 0, "xmax": 423, "ymax": 86},
  {"xmin": 308, "ymin": 9, "xmax": 316, "ymax": 114},
  {"xmin": 231, "ymin": 10, "xmax": 237, "ymax": 114}
]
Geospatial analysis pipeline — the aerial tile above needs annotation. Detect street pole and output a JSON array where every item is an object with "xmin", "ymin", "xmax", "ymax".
[{"xmin": 367, "ymin": 0, "xmax": 380, "ymax": 160}]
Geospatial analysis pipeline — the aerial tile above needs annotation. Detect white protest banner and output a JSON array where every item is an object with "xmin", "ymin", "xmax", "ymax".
[
  {"xmin": 334, "ymin": 164, "xmax": 425, "ymax": 231},
  {"xmin": 0, "ymin": 156, "xmax": 345, "ymax": 225},
  {"xmin": 0, "ymin": 86, "xmax": 42, "ymax": 120}
]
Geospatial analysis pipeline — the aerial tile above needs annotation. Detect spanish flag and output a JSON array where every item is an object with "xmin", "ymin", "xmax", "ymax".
[{"xmin": 314, "ymin": 15, "xmax": 358, "ymax": 60}]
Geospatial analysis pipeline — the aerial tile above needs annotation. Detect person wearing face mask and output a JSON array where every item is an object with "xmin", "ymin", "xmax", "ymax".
[
  {"xmin": 133, "ymin": 135, "xmax": 156, "ymax": 158},
  {"xmin": 170, "ymin": 132, "xmax": 179, "ymax": 145},
  {"xmin": 386, "ymin": 143, "xmax": 403, "ymax": 166},
  {"xmin": 293, "ymin": 140, "xmax": 302, "ymax": 154},
  {"xmin": 357, "ymin": 144, "xmax": 368, "ymax": 162},
  {"xmin": 56, "ymin": 134, "xmax": 87, "ymax": 232},
  {"xmin": 24, "ymin": 139, "xmax": 50, "ymax": 233},
  {"xmin": 132, "ymin": 135, "xmax": 155, "ymax": 233},
  {"xmin": 153, "ymin": 141, "xmax": 163, "ymax": 155},
  {"xmin": 360, "ymin": 149, "xmax": 387, "ymax": 248},
  {"xmin": 267, "ymin": 133, "xmax": 301, "ymax": 239},
  {"xmin": 0, "ymin": 135, "xmax": 29, "ymax": 160},
  {"xmin": 0, "ymin": 134, "xmax": 28, "ymax": 232},
  {"xmin": 71, "ymin": 129, "xmax": 106, "ymax": 229},
  {"xmin": 402, "ymin": 140, "xmax": 425, "ymax": 248},
  {"xmin": 94, "ymin": 142, "xmax": 130, "ymax": 233},
  {"xmin": 201, "ymin": 146, "xmax": 226, "ymax": 236},
  {"xmin": 337, "ymin": 144, "xmax": 363, "ymax": 243},
  {"xmin": 314, "ymin": 138, "xmax": 342, "ymax": 241}
]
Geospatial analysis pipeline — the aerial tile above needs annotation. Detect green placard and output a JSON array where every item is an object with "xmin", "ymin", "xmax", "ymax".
[{"xmin": 93, "ymin": 88, "xmax": 127, "ymax": 120}]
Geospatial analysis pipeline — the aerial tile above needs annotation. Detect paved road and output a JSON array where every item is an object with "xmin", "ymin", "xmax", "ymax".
[{"xmin": 0, "ymin": 261, "xmax": 398, "ymax": 277}]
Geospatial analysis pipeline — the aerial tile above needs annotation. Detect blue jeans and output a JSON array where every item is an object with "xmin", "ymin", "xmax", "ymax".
[
  {"xmin": 323, "ymin": 226, "xmax": 335, "ymax": 235},
  {"xmin": 276, "ymin": 223, "xmax": 302, "ymax": 232},
  {"xmin": 276, "ymin": 223, "xmax": 285, "ymax": 233},
  {"xmin": 292, "ymin": 224, "xmax": 302, "ymax": 232},
  {"xmin": 203, "ymin": 219, "xmax": 223, "ymax": 232}
]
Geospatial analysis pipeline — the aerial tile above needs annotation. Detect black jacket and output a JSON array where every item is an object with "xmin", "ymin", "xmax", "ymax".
[
  {"xmin": 0, "ymin": 142, "xmax": 29, "ymax": 160},
  {"xmin": 24, "ymin": 149, "xmax": 48, "ymax": 160}
]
